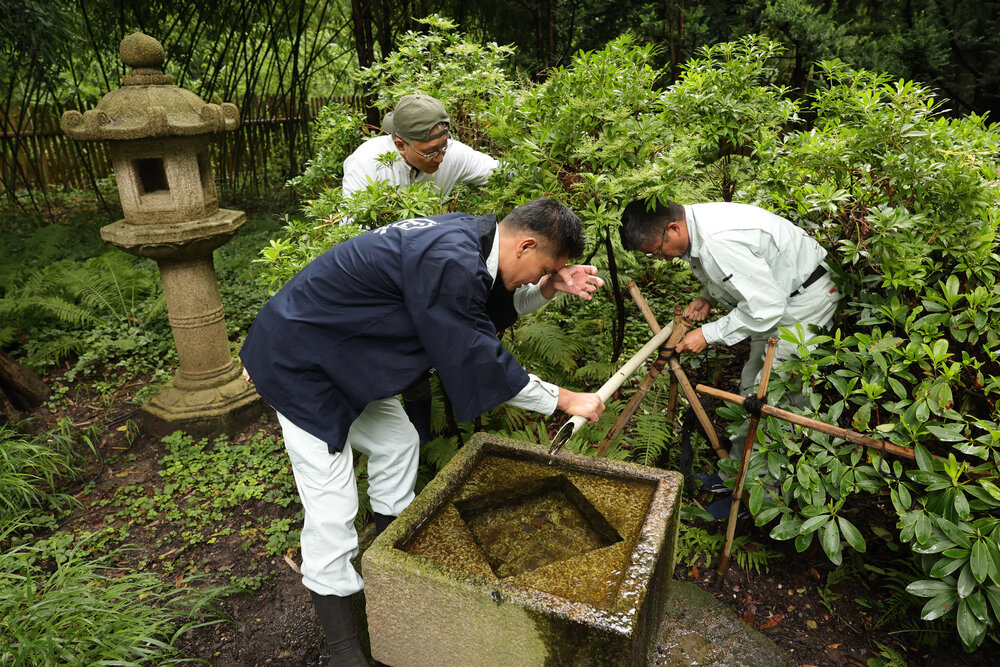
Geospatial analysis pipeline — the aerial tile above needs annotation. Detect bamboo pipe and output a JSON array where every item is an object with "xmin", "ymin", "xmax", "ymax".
[
  {"xmin": 596, "ymin": 306, "xmax": 689, "ymax": 456},
  {"xmin": 694, "ymin": 384, "xmax": 934, "ymax": 461},
  {"xmin": 719, "ymin": 338, "xmax": 778, "ymax": 574},
  {"xmin": 548, "ymin": 322, "xmax": 675, "ymax": 454}
]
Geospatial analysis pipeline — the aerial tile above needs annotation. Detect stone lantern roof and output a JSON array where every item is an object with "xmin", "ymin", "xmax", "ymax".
[{"xmin": 61, "ymin": 32, "xmax": 238, "ymax": 141}]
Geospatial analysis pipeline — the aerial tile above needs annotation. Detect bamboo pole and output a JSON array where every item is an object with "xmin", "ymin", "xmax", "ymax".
[
  {"xmin": 719, "ymin": 338, "xmax": 778, "ymax": 574},
  {"xmin": 670, "ymin": 358, "xmax": 728, "ymax": 460},
  {"xmin": 626, "ymin": 281, "xmax": 661, "ymax": 333},
  {"xmin": 694, "ymin": 384, "xmax": 933, "ymax": 461},
  {"xmin": 548, "ymin": 322, "xmax": 675, "ymax": 454},
  {"xmin": 595, "ymin": 306, "xmax": 689, "ymax": 456},
  {"xmin": 622, "ymin": 283, "xmax": 725, "ymax": 459}
]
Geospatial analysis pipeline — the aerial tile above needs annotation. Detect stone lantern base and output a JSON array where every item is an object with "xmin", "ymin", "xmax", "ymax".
[{"xmin": 139, "ymin": 364, "xmax": 265, "ymax": 439}]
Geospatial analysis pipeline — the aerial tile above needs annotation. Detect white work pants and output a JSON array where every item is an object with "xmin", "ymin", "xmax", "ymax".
[
  {"xmin": 728, "ymin": 271, "xmax": 840, "ymax": 460},
  {"xmin": 278, "ymin": 397, "xmax": 419, "ymax": 596}
]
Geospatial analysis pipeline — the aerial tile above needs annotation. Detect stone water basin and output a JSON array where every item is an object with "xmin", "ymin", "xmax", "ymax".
[{"xmin": 362, "ymin": 433, "xmax": 682, "ymax": 666}]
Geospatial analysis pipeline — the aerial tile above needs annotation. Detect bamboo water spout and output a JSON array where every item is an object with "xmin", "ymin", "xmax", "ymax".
[{"xmin": 548, "ymin": 323, "xmax": 675, "ymax": 455}]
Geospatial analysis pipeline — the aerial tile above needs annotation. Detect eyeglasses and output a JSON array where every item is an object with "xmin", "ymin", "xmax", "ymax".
[
  {"xmin": 399, "ymin": 136, "xmax": 452, "ymax": 160},
  {"xmin": 642, "ymin": 227, "xmax": 668, "ymax": 259}
]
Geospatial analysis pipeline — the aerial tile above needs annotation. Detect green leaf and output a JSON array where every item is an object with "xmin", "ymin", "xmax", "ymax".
[
  {"xmin": 748, "ymin": 483, "xmax": 764, "ymax": 515},
  {"xmin": 771, "ymin": 517, "xmax": 803, "ymax": 541},
  {"xmin": 914, "ymin": 443, "xmax": 934, "ymax": 472},
  {"xmin": 966, "ymin": 590, "xmax": 989, "ymax": 623},
  {"xmin": 957, "ymin": 598, "xmax": 987, "ymax": 648},
  {"xmin": 925, "ymin": 424, "xmax": 966, "ymax": 442},
  {"xmin": 915, "ymin": 513, "xmax": 933, "ymax": 544},
  {"xmin": 907, "ymin": 579, "xmax": 957, "ymax": 598},
  {"xmin": 800, "ymin": 515, "xmax": 830, "ymax": 534},
  {"xmin": 971, "ymin": 540, "xmax": 991, "ymax": 584},
  {"xmin": 794, "ymin": 531, "xmax": 814, "ymax": 552},
  {"xmin": 984, "ymin": 585, "xmax": 1000, "ymax": 620},
  {"xmin": 821, "ymin": 519, "xmax": 842, "ymax": 565},
  {"xmin": 930, "ymin": 555, "xmax": 968, "ymax": 579},
  {"xmin": 937, "ymin": 518, "xmax": 972, "ymax": 549},
  {"xmin": 979, "ymin": 480, "xmax": 1000, "ymax": 502},
  {"xmin": 755, "ymin": 507, "xmax": 782, "ymax": 525},
  {"xmin": 958, "ymin": 562, "xmax": 977, "ymax": 598},
  {"xmin": 838, "ymin": 516, "xmax": 867, "ymax": 553},
  {"xmin": 920, "ymin": 590, "xmax": 958, "ymax": 620}
]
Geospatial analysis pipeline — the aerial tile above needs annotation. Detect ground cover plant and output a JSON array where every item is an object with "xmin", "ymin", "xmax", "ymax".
[{"xmin": 0, "ymin": 197, "xmax": 287, "ymax": 660}]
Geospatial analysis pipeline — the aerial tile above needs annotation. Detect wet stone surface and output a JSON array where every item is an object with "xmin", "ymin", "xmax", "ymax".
[{"xmin": 654, "ymin": 581, "xmax": 794, "ymax": 667}]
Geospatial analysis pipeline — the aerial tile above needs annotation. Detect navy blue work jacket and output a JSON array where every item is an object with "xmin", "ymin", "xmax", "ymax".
[{"xmin": 239, "ymin": 213, "xmax": 529, "ymax": 453}]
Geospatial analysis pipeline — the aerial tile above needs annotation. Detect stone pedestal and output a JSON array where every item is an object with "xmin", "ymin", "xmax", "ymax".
[{"xmin": 362, "ymin": 433, "xmax": 682, "ymax": 666}]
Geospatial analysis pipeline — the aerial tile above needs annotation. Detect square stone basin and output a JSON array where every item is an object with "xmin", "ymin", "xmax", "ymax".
[{"xmin": 362, "ymin": 433, "xmax": 682, "ymax": 666}]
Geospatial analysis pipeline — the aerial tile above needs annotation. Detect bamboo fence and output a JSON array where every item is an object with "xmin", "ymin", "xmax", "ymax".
[{"xmin": 1, "ymin": 95, "xmax": 354, "ymax": 198}]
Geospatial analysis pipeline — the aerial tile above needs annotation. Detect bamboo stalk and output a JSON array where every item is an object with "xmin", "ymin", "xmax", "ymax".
[
  {"xmin": 719, "ymin": 338, "xmax": 778, "ymax": 574},
  {"xmin": 666, "ymin": 373, "xmax": 680, "ymax": 421},
  {"xmin": 596, "ymin": 306, "xmax": 689, "ymax": 456},
  {"xmin": 694, "ymin": 384, "xmax": 930, "ymax": 461},
  {"xmin": 626, "ymin": 281, "xmax": 661, "ymax": 333},
  {"xmin": 548, "ymin": 322, "xmax": 675, "ymax": 454},
  {"xmin": 670, "ymin": 358, "xmax": 728, "ymax": 460}
]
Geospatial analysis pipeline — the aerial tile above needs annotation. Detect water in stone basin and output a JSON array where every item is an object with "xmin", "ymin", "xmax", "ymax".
[
  {"xmin": 400, "ymin": 452, "xmax": 656, "ymax": 608},
  {"xmin": 456, "ymin": 474, "xmax": 623, "ymax": 578}
]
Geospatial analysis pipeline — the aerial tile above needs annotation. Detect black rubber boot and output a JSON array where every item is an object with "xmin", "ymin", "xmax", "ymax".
[
  {"xmin": 373, "ymin": 512, "xmax": 395, "ymax": 536},
  {"xmin": 309, "ymin": 590, "xmax": 368, "ymax": 667},
  {"xmin": 401, "ymin": 378, "xmax": 433, "ymax": 446}
]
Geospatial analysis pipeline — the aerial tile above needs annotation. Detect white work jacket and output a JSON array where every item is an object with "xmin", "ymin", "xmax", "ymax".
[
  {"xmin": 683, "ymin": 203, "xmax": 828, "ymax": 347},
  {"xmin": 342, "ymin": 135, "xmax": 499, "ymax": 199}
]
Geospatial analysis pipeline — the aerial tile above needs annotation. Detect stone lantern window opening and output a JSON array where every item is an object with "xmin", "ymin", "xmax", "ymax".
[
  {"xmin": 133, "ymin": 157, "xmax": 169, "ymax": 197},
  {"xmin": 197, "ymin": 152, "xmax": 212, "ymax": 192}
]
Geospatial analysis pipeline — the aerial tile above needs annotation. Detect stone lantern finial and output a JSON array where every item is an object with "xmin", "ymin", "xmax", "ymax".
[{"xmin": 120, "ymin": 32, "xmax": 172, "ymax": 86}]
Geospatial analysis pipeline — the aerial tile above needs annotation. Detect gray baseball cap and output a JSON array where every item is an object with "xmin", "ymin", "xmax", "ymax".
[{"xmin": 382, "ymin": 94, "xmax": 450, "ymax": 142}]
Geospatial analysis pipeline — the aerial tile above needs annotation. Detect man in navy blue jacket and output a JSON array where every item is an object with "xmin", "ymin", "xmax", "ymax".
[{"xmin": 240, "ymin": 198, "xmax": 604, "ymax": 665}]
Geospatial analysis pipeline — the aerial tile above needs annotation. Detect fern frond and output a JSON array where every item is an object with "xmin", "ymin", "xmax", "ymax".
[
  {"xmin": 422, "ymin": 436, "xmax": 460, "ymax": 472},
  {"xmin": 1, "ymin": 295, "xmax": 98, "ymax": 327},
  {"xmin": 505, "ymin": 319, "xmax": 586, "ymax": 382},
  {"xmin": 25, "ymin": 333, "xmax": 87, "ymax": 366},
  {"xmin": 484, "ymin": 404, "xmax": 535, "ymax": 434}
]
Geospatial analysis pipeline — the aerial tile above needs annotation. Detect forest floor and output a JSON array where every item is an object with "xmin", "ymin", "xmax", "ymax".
[{"xmin": 26, "ymin": 368, "xmax": 990, "ymax": 667}]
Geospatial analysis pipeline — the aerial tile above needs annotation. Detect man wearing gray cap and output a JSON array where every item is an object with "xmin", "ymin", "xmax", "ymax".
[
  {"xmin": 342, "ymin": 93, "xmax": 499, "ymax": 198},
  {"xmin": 343, "ymin": 94, "xmax": 510, "ymax": 451}
]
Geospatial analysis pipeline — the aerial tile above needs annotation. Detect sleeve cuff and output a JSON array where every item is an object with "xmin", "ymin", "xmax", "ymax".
[
  {"xmin": 505, "ymin": 374, "xmax": 559, "ymax": 415},
  {"xmin": 513, "ymin": 283, "xmax": 553, "ymax": 316}
]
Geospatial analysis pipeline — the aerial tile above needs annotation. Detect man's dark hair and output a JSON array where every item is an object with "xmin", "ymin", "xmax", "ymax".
[
  {"xmin": 620, "ymin": 199, "xmax": 685, "ymax": 251},
  {"xmin": 501, "ymin": 198, "xmax": 586, "ymax": 259}
]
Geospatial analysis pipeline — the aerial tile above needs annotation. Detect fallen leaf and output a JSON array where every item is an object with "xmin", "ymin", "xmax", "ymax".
[
  {"xmin": 759, "ymin": 613, "xmax": 784, "ymax": 629},
  {"xmin": 283, "ymin": 554, "xmax": 301, "ymax": 574},
  {"xmin": 806, "ymin": 619, "xmax": 818, "ymax": 629},
  {"xmin": 691, "ymin": 564, "xmax": 699, "ymax": 579}
]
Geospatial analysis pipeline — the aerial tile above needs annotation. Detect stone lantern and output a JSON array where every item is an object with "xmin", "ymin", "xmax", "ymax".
[{"xmin": 62, "ymin": 32, "xmax": 262, "ymax": 437}]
